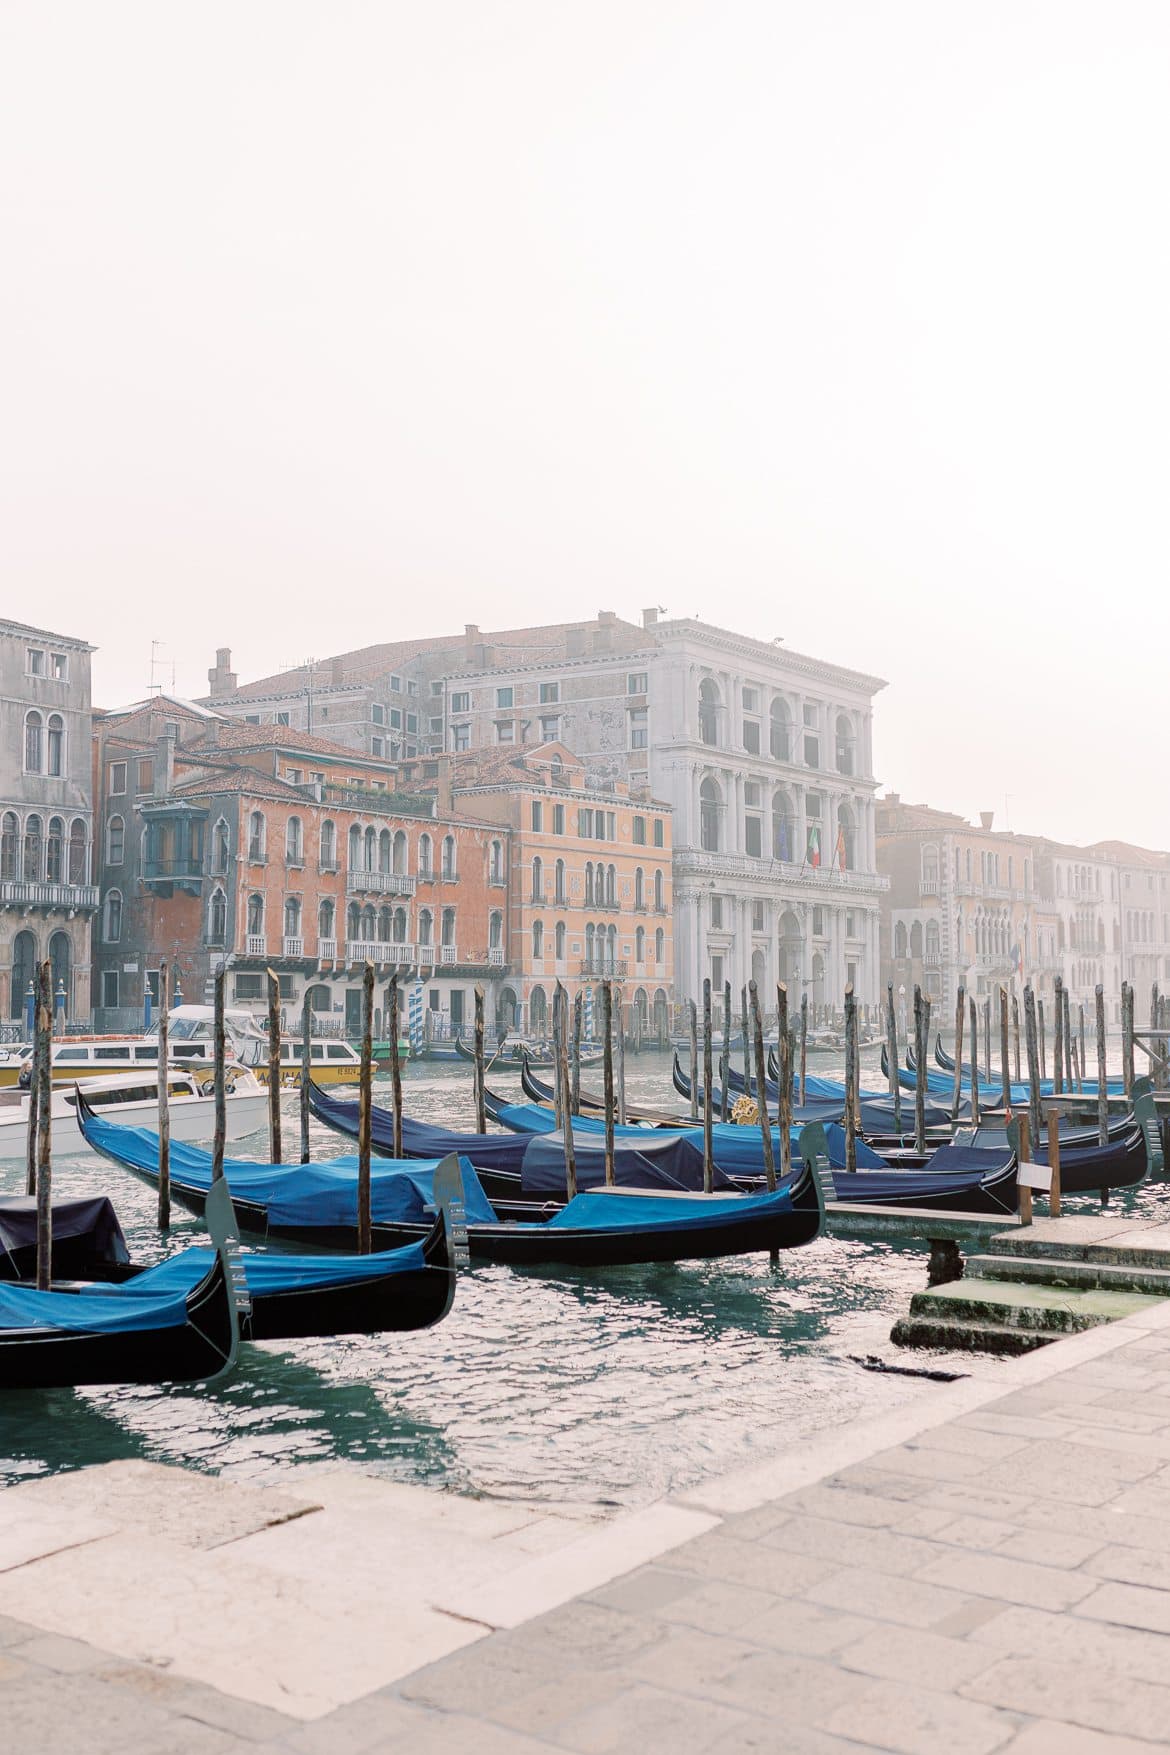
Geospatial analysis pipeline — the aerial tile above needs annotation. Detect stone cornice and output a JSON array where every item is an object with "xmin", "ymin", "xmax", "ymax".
[{"xmin": 655, "ymin": 619, "xmax": 886, "ymax": 696}]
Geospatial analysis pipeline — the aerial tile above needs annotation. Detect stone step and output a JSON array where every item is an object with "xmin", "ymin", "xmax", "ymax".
[
  {"xmin": 967, "ymin": 1253, "xmax": 1170, "ymax": 1297},
  {"xmin": 903, "ymin": 1278, "xmax": 1163, "ymax": 1335},
  {"xmin": 890, "ymin": 1314, "xmax": 1056, "ymax": 1356},
  {"xmin": 989, "ymin": 1221, "xmax": 1170, "ymax": 1272}
]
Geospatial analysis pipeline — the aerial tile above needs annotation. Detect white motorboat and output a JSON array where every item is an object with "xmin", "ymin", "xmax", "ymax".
[{"xmin": 0, "ymin": 1067, "xmax": 268, "ymax": 1163}]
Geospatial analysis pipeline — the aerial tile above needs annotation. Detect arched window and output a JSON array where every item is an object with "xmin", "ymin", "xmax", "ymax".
[
  {"xmin": 378, "ymin": 905, "xmax": 392, "ymax": 941},
  {"xmin": 607, "ymin": 923, "xmax": 618, "ymax": 965},
  {"xmin": 418, "ymin": 907, "xmax": 433, "ymax": 947},
  {"xmin": 531, "ymin": 855, "xmax": 543, "ymax": 902},
  {"xmin": 606, "ymin": 864, "xmax": 616, "ymax": 905},
  {"xmin": 909, "ymin": 921, "xmax": 923, "ymax": 959},
  {"xmin": 359, "ymin": 903, "xmax": 375, "ymax": 941},
  {"xmin": 894, "ymin": 920, "xmax": 908, "ymax": 958},
  {"xmin": 489, "ymin": 839, "xmax": 503, "ymax": 882},
  {"xmin": 835, "ymin": 804, "xmax": 855, "ymax": 871},
  {"xmin": 584, "ymin": 861, "xmax": 594, "ymax": 905},
  {"xmin": 555, "ymin": 920, "xmax": 566, "ymax": 959},
  {"xmin": 393, "ymin": 830, "xmax": 408, "ymax": 875},
  {"xmin": 835, "ymin": 714, "xmax": 854, "ymax": 775},
  {"xmin": 377, "ymin": 828, "xmax": 391, "ymax": 874},
  {"xmin": 0, "ymin": 813, "xmax": 17, "ymax": 879},
  {"xmin": 635, "ymin": 867, "xmax": 644, "ymax": 909},
  {"xmin": 442, "ymin": 835, "xmax": 457, "ymax": 879},
  {"xmin": 654, "ymin": 868, "xmax": 664, "ymax": 911},
  {"xmin": 284, "ymin": 897, "xmax": 302, "ymax": 941},
  {"xmin": 45, "ymin": 817, "xmax": 64, "ymax": 882},
  {"xmin": 48, "ymin": 931, "xmax": 70, "ymax": 1012},
  {"xmin": 529, "ymin": 986, "xmax": 547, "ymax": 1034},
  {"xmin": 418, "ymin": 833, "xmax": 433, "ymax": 877},
  {"xmin": 103, "ymin": 888, "xmax": 123, "ymax": 943},
  {"xmin": 635, "ymin": 925, "xmax": 646, "ymax": 962},
  {"xmin": 346, "ymin": 900, "xmax": 361, "ymax": 940},
  {"xmin": 10, "ymin": 929, "xmax": 36, "ymax": 1018},
  {"xmin": 698, "ymin": 679, "xmax": 720, "ymax": 747},
  {"xmin": 208, "ymin": 886, "xmax": 227, "ymax": 945},
  {"xmin": 364, "ymin": 825, "xmax": 377, "ymax": 871},
  {"xmin": 920, "ymin": 842, "xmax": 939, "ymax": 888},
  {"xmin": 319, "ymin": 898, "xmax": 335, "ymax": 943},
  {"xmin": 769, "ymin": 698, "xmax": 792, "ymax": 761},
  {"xmin": 68, "ymin": 819, "xmax": 87, "ymax": 883},
  {"xmin": 248, "ymin": 811, "xmax": 266, "ymax": 861},
  {"xmin": 393, "ymin": 907, "xmax": 407, "ymax": 943},
  {"xmin": 348, "ymin": 824, "xmax": 363, "ymax": 871},
  {"xmin": 46, "ymin": 714, "xmax": 64, "ymax": 777},
  {"xmin": 489, "ymin": 910, "xmax": 503, "ymax": 949},
  {"xmin": 700, "ymin": 777, "xmax": 721, "ymax": 852},
  {"xmin": 211, "ymin": 817, "xmax": 230, "ymax": 874},
  {"xmin": 532, "ymin": 919, "xmax": 544, "ymax": 959},
  {"xmin": 23, "ymin": 815, "xmax": 42, "ymax": 881},
  {"xmin": 554, "ymin": 858, "xmax": 566, "ymax": 903},
  {"xmin": 24, "ymin": 711, "xmax": 43, "ymax": 774},
  {"xmin": 286, "ymin": 817, "xmax": 304, "ymax": 863},
  {"xmin": 441, "ymin": 906, "xmax": 456, "ymax": 947},
  {"xmin": 585, "ymin": 922, "xmax": 595, "ymax": 965},
  {"xmin": 655, "ymin": 926, "xmax": 665, "ymax": 963},
  {"xmin": 772, "ymin": 791, "xmax": 794, "ymax": 861},
  {"xmin": 247, "ymin": 893, "xmax": 264, "ymax": 935},
  {"xmin": 320, "ymin": 819, "xmax": 336, "ymax": 869}
]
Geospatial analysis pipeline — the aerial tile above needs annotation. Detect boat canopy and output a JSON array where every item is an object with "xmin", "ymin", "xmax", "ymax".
[
  {"xmin": 0, "ymin": 1276, "xmax": 194, "ymax": 1335},
  {"xmin": 98, "ymin": 1240, "xmax": 431, "ymax": 1298},
  {"xmin": 519, "ymin": 1130, "xmax": 740, "ymax": 1195},
  {"xmin": 0, "ymin": 1195, "xmax": 130, "ymax": 1277}
]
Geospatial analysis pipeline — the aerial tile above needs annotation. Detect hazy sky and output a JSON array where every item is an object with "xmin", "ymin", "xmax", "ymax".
[{"xmin": 4, "ymin": 3, "xmax": 1167, "ymax": 848}]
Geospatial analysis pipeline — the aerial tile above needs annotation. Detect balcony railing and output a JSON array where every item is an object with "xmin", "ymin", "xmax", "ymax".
[
  {"xmin": 440, "ymin": 944, "xmax": 458, "ymax": 963},
  {"xmin": 344, "ymin": 940, "xmax": 417, "ymax": 964},
  {"xmin": 345, "ymin": 871, "xmax": 416, "ymax": 897},
  {"xmin": 488, "ymin": 946, "xmax": 505, "ymax": 965},
  {"xmin": 318, "ymin": 938, "xmax": 337, "ymax": 960},
  {"xmin": 143, "ymin": 858, "xmax": 203, "ymax": 883},
  {"xmin": 0, "ymin": 879, "xmax": 99, "ymax": 911},
  {"xmin": 246, "ymin": 934, "xmax": 266, "ymax": 955},
  {"xmin": 579, "ymin": 958, "xmax": 629, "ymax": 978},
  {"xmin": 282, "ymin": 936, "xmax": 304, "ymax": 957}
]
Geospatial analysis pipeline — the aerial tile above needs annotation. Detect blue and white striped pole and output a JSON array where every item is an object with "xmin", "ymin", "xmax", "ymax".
[
  {"xmin": 409, "ymin": 980, "xmax": 424, "ymax": 1057},
  {"xmin": 144, "ymin": 984, "xmax": 153, "ymax": 1032},
  {"xmin": 583, "ymin": 982, "xmax": 594, "ymax": 1046},
  {"xmin": 24, "ymin": 981, "xmax": 35, "ymax": 1038},
  {"xmin": 55, "ymin": 979, "xmax": 67, "ymax": 1028}
]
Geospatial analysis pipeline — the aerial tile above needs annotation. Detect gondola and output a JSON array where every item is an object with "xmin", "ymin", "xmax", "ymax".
[
  {"xmin": 518, "ymin": 1053, "xmax": 685, "ymax": 1125},
  {"xmin": 0, "ymin": 1178, "xmax": 240, "ymax": 1391},
  {"xmin": 669, "ymin": 1053, "xmax": 955, "ymax": 1137},
  {"xmin": 933, "ymin": 1033, "xmax": 1126, "ymax": 1097},
  {"xmin": 455, "ymin": 1036, "xmax": 605, "ymax": 1072},
  {"xmin": 0, "ymin": 1184, "xmax": 456, "ymax": 1339},
  {"xmin": 883, "ymin": 1044, "xmax": 1139, "ymax": 1141},
  {"xmin": 77, "ymin": 1099, "xmax": 824, "ymax": 1268}
]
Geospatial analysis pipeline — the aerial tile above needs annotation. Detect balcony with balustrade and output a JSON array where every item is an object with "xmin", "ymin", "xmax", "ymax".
[
  {"xmin": 578, "ymin": 958, "xmax": 629, "ymax": 979},
  {"xmin": 344, "ymin": 941, "xmax": 417, "ymax": 965},
  {"xmin": 318, "ymin": 939, "xmax": 337, "ymax": 962},
  {"xmin": 0, "ymin": 879, "xmax": 99, "ymax": 912},
  {"xmin": 345, "ymin": 871, "xmax": 416, "ymax": 897}
]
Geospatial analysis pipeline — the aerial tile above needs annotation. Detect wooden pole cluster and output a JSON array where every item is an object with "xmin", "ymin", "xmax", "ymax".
[
  {"xmin": 951, "ymin": 985, "xmax": 965, "ymax": 1123},
  {"xmin": 35, "ymin": 960, "xmax": 52, "ymax": 1289},
  {"xmin": 387, "ymin": 974, "xmax": 403, "ymax": 1157},
  {"xmin": 157, "ymin": 960, "xmax": 171, "ymax": 1228},
  {"xmin": 776, "ymin": 982, "xmax": 792, "ymax": 1183},
  {"xmin": 998, "ymin": 985, "xmax": 1011, "ymax": 1116},
  {"xmin": 968, "ymin": 993, "xmax": 981, "ymax": 1128},
  {"xmin": 885, "ymin": 981, "xmax": 902, "ymax": 1133},
  {"xmin": 1095, "ymin": 985, "xmax": 1109, "ymax": 1146},
  {"xmin": 1121, "ymin": 981, "xmax": 1135, "ymax": 1102},
  {"xmin": 300, "ymin": 989, "xmax": 312, "ymax": 1162},
  {"xmin": 1053, "ymin": 976, "xmax": 1065, "ymax": 1096},
  {"xmin": 845, "ymin": 985, "xmax": 859, "ymax": 1171},
  {"xmin": 688, "ymin": 998, "xmax": 699, "ymax": 1121},
  {"xmin": 702, "ymin": 977, "xmax": 714, "ymax": 1194},
  {"xmin": 212, "ymin": 966, "xmax": 227, "ymax": 1183},
  {"xmin": 473, "ymin": 982, "xmax": 486, "ymax": 1133},
  {"xmin": 1023, "ymin": 984, "xmax": 1042, "ymax": 1152},
  {"xmin": 267, "ymin": 968, "xmax": 282, "ymax": 1163},
  {"xmin": 720, "ymin": 981, "xmax": 731, "ymax": 1121},
  {"xmin": 602, "ymin": 979, "xmax": 616, "ymax": 1186},
  {"xmin": 748, "ymin": 981, "xmax": 776, "ymax": 1193},
  {"xmin": 357, "ymin": 962, "xmax": 374, "ymax": 1252}
]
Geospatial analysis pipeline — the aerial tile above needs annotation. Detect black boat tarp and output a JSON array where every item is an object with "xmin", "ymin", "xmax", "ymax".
[{"xmin": 0, "ymin": 1195, "xmax": 130, "ymax": 1281}]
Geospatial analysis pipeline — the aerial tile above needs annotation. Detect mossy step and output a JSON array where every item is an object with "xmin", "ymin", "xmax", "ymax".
[
  {"xmin": 968, "ymin": 1254, "xmax": 1170, "ymax": 1297},
  {"xmin": 890, "ymin": 1315, "xmax": 1056, "ymax": 1356},
  {"xmin": 905, "ymin": 1278, "xmax": 1164, "ymax": 1334}
]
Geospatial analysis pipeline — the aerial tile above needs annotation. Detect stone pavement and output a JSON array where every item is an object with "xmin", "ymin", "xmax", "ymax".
[{"xmin": 9, "ymin": 1307, "xmax": 1170, "ymax": 1750}]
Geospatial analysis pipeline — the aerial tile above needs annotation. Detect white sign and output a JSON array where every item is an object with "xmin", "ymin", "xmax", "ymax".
[
  {"xmin": 122, "ymin": 962, "xmax": 138, "ymax": 973},
  {"xmin": 1017, "ymin": 1159, "xmax": 1053, "ymax": 1193}
]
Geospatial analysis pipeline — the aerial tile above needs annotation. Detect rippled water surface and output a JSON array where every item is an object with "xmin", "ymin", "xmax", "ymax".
[{"xmin": 4, "ymin": 1045, "xmax": 1145, "ymax": 1507}]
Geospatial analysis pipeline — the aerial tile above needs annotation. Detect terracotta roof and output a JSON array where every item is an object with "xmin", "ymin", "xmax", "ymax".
[
  {"xmin": 170, "ymin": 763, "xmax": 307, "ymax": 804},
  {"xmin": 184, "ymin": 722, "xmax": 389, "ymax": 765}
]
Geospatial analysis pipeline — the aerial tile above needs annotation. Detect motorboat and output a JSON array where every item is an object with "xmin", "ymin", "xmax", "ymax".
[{"xmin": 0, "ymin": 1066, "xmax": 268, "ymax": 1162}]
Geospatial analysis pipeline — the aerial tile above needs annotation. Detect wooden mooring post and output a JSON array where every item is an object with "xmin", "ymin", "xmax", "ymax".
[
  {"xmin": 387, "ymin": 973, "xmax": 403, "ymax": 1158},
  {"xmin": 1053, "ymin": 975, "xmax": 1065, "ymax": 1096},
  {"xmin": 1023, "ymin": 984, "xmax": 1042, "ymax": 1153},
  {"xmin": 749, "ymin": 981, "xmax": 777, "ymax": 1193},
  {"xmin": 776, "ymin": 982, "xmax": 792, "ymax": 1183},
  {"xmin": 914, "ymin": 985, "xmax": 926, "ymax": 1153},
  {"xmin": 1038, "ymin": 999, "xmax": 1047, "ymax": 1082},
  {"xmin": 799, "ymin": 993, "xmax": 808, "ymax": 1106},
  {"xmin": 1079, "ymin": 1004, "xmax": 1087, "ymax": 1094},
  {"xmin": 556, "ymin": 988, "xmax": 577, "ymax": 1198},
  {"xmin": 951, "ymin": 985, "xmax": 965, "ymax": 1123},
  {"xmin": 571, "ymin": 990, "xmax": 582, "ymax": 1117},
  {"xmin": 157, "ymin": 960, "xmax": 171, "ymax": 1228},
  {"xmin": 299, "ymin": 988, "xmax": 312, "ymax": 1163},
  {"xmin": 615, "ymin": 985, "xmax": 627, "ymax": 1125},
  {"xmin": 267, "ymin": 968, "xmax": 282, "ymax": 1164},
  {"xmin": 602, "ymin": 979, "xmax": 616, "ymax": 1187},
  {"xmin": 688, "ymin": 998, "xmax": 699, "ymax": 1121},
  {"xmin": 1012, "ymin": 992, "xmax": 1021, "ymax": 1084},
  {"xmin": 720, "ymin": 981, "xmax": 731, "ymax": 1121},
  {"xmin": 845, "ymin": 984, "xmax": 859, "ymax": 1171},
  {"xmin": 474, "ymin": 982, "xmax": 487, "ymax": 1133},
  {"xmin": 212, "ymin": 966, "xmax": 227, "ymax": 1184},
  {"xmin": 1122, "ymin": 981, "xmax": 1135, "ymax": 1102},
  {"xmin": 357, "ymin": 962, "xmax": 374, "ymax": 1252},
  {"xmin": 1095, "ymin": 984, "xmax": 1109, "ymax": 1145},
  {"xmin": 740, "ymin": 986, "xmax": 751, "ymax": 1101},
  {"xmin": 885, "ymin": 980, "xmax": 902, "ymax": 1133},
  {"xmin": 1063, "ymin": 986, "xmax": 1073, "ymax": 1090},
  {"xmin": 702, "ymin": 977, "xmax": 714, "ymax": 1194},
  {"xmin": 999, "ymin": 984, "xmax": 1010, "ymax": 1115},
  {"xmin": 35, "ymin": 960, "xmax": 52, "ymax": 1289},
  {"xmin": 968, "ymin": 993, "xmax": 981, "ymax": 1127},
  {"xmin": 982, "ymin": 996, "xmax": 992, "ymax": 1084}
]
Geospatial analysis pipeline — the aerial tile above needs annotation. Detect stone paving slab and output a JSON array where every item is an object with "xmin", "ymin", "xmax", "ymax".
[{"xmin": 8, "ymin": 1307, "xmax": 1170, "ymax": 1747}]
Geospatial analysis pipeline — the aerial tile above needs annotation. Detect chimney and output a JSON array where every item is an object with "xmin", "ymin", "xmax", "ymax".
[
  {"xmin": 330, "ymin": 657, "xmax": 345, "ymax": 685},
  {"xmin": 566, "ymin": 628, "xmax": 586, "ymax": 658},
  {"xmin": 464, "ymin": 624, "xmax": 480, "ymax": 638},
  {"xmin": 598, "ymin": 610, "xmax": 616, "ymax": 625},
  {"xmin": 154, "ymin": 732, "xmax": 175, "ymax": 796},
  {"xmin": 642, "ymin": 606, "xmax": 658, "ymax": 629},
  {"xmin": 980, "ymin": 810, "xmax": 995, "ymax": 831},
  {"xmin": 207, "ymin": 647, "xmax": 236, "ymax": 700}
]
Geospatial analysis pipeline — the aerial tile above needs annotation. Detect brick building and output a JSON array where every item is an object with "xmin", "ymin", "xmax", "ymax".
[{"xmin": 92, "ymin": 701, "xmax": 511, "ymax": 1037}]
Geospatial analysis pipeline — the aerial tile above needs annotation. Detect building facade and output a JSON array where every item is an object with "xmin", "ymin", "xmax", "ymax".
[
  {"xmin": 91, "ymin": 702, "xmax": 511, "ymax": 1037},
  {"xmin": 449, "ymin": 742, "xmax": 673, "ymax": 1038},
  {"xmin": 0, "ymin": 619, "xmax": 97, "ymax": 1026}
]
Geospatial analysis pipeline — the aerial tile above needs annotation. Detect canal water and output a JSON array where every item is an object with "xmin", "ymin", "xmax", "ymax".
[{"xmin": 0, "ymin": 1046, "xmax": 1144, "ymax": 1509}]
